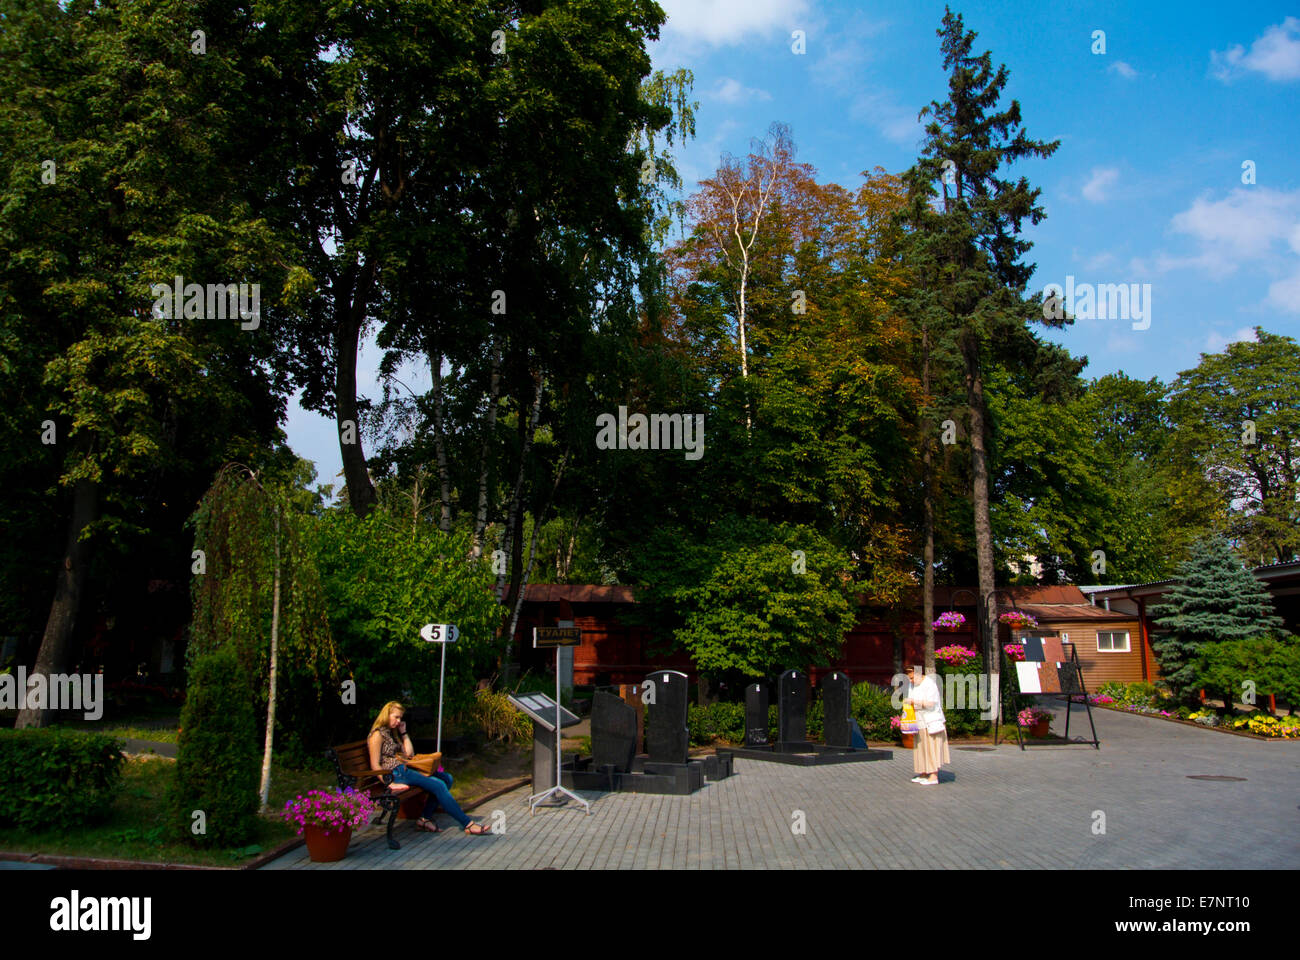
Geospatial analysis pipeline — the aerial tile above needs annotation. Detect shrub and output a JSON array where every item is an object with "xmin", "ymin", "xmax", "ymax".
[
  {"xmin": 1195, "ymin": 634, "xmax": 1300, "ymax": 713},
  {"xmin": 850, "ymin": 682, "xmax": 897, "ymax": 741},
  {"xmin": 470, "ymin": 688, "xmax": 532, "ymax": 745},
  {"xmin": 1124, "ymin": 681, "xmax": 1159, "ymax": 708},
  {"xmin": 687, "ymin": 701, "xmax": 745, "ymax": 745},
  {"xmin": 0, "ymin": 729, "xmax": 124, "ymax": 830},
  {"xmin": 173, "ymin": 648, "xmax": 260, "ymax": 847}
]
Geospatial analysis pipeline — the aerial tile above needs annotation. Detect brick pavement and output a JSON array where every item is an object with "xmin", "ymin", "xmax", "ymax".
[{"xmin": 262, "ymin": 704, "xmax": 1299, "ymax": 870}]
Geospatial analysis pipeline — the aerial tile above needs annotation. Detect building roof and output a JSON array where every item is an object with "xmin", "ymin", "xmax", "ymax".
[{"xmin": 522, "ymin": 584, "xmax": 637, "ymax": 603}]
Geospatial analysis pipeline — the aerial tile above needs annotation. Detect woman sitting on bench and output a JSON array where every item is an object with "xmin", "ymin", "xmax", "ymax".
[{"xmin": 369, "ymin": 701, "xmax": 490, "ymax": 835}]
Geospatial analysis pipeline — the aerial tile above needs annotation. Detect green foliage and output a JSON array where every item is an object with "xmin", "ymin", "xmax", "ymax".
[
  {"xmin": 311, "ymin": 506, "xmax": 499, "ymax": 725},
  {"xmin": 687, "ymin": 701, "xmax": 746, "ymax": 746},
  {"xmin": 851, "ymin": 681, "xmax": 900, "ymax": 741},
  {"xmin": 469, "ymin": 689, "xmax": 533, "ymax": 745},
  {"xmin": 0, "ymin": 729, "xmax": 124, "ymax": 830},
  {"xmin": 1167, "ymin": 329, "xmax": 1300, "ymax": 563},
  {"xmin": 1151, "ymin": 536, "xmax": 1284, "ymax": 703},
  {"xmin": 1196, "ymin": 634, "xmax": 1300, "ymax": 712},
  {"xmin": 173, "ymin": 648, "xmax": 260, "ymax": 847},
  {"xmin": 189, "ymin": 465, "xmax": 345, "ymax": 763},
  {"xmin": 630, "ymin": 517, "xmax": 857, "ymax": 679}
]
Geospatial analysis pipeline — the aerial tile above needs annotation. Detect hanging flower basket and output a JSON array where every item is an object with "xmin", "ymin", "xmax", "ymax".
[
  {"xmin": 999, "ymin": 610, "xmax": 1038, "ymax": 630},
  {"xmin": 1003, "ymin": 643, "xmax": 1026, "ymax": 662},
  {"xmin": 935, "ymin": 644, "xmax": 978, "ymax": 667},
  {"xmin": 932, "ymin": 611, "xmax": 967, "ymax": 631}
]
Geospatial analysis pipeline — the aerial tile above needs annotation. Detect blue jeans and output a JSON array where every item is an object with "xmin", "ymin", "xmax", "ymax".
[{"xmin": 390, "ymin": 765, "xmax": 470, "ymax": 828}]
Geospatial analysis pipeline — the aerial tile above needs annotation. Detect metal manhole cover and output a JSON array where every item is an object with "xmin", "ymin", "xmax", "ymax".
[
  {"xmin": 1186, "ymin": 775, "xmax": 1247, "ymax": 782},
  {"xmin": 955, "ymin": 747, "xmax": 995, "ymax": 752}
]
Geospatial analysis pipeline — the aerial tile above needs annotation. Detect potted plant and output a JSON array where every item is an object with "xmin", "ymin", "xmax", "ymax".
[
  {"xmin": 999, "ymin": 610, "xmax": 1039, "ymax": 630},
  {"xmin": 1003, "ymin": 643, "xmax": 1026, "ymax": 662},
  {"xmin": 935, "ymin": 644, "xmax": 978, "ymax": 667},
  {"xmin": 932, "ymin": 611, "xmax": 966, "ymax": 631},
  {"xmin": 282, "ymin": 788, "xmax": 376, "ymax": 862},
  {"xmin": 1017, "ymin": 706, "xmax": 1052, "ymax": 738}
]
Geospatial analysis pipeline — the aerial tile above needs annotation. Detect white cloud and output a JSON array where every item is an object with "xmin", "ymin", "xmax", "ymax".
[
  {"xmin": 1082, "ymin": 167, "xmax": 1119, "ymax": 204},
  {"xmin": 1211, "ymin": 17, "xmax": 1300, "ymax": 82},
  {"xmin": 709, "ymin": 77, "xmax": 772, "ymax": 104},
  {"xmin": 1083, "ymin": 251, "xmax": 1117, "ymax": 271},
  {"xmin": 1166, "ymin": 187, "xmax": 1300, "ymax": 275},
  {"xmin": 1205, "ymin": 327, "xmax": 1260, "ymax": 352},
  {"xmin": 1108, "ymin": 61, "xmax": 1138, "ymax": 79},
  {"xmin": 656, "ymin": 0, "xmax": 813, "ymax": 51}
]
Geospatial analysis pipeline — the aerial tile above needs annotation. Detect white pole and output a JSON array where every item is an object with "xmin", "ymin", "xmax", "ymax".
[
  {"xmin": 555, "ymin": 646, "xmax": 562, "ymax": 793},
  {"xmin": 437, "ymin": 642, "xmax": 447, "ymax": 755}
]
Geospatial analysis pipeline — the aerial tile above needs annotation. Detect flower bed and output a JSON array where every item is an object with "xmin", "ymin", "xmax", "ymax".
[{"xmin": 1086, "ymin": 698, "xmax": 1299, "ymax": 739}]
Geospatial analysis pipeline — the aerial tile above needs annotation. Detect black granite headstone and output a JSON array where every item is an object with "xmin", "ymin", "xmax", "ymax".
[
  {"xmin": 821, "ymin": 671, "xmax": 852, "ymax": 748},
  {"xmin": 645, "ymin": 669, "xmax": 689, "ymax": 763},
  {"xmin": 1058, "ymin": 662, "xmax": 1083, "ymax": 694},
  {"xmin": 778, "ymin": 669, "xmax": 807, "ymax": 744},
  {"xmin": 744, "ymin": 682, "xmax": 769, "ymax": 746},
  {"xmin": 590, "ymin": 691, "xmax": 637, "ymax": 772}
]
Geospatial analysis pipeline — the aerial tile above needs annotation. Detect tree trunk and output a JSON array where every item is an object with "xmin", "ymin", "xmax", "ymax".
[
  {"xmin": 259, "ymin": 502, "xmax": 281, "ymax": 812},
  {"xmin": 505, "ymin": 451, "xmax": 569, "ymax": 657},
  {"xmin": 494, "ymin": 373, "xmax": 543, "ymax": 604},
  {"xmin": 16, "ymin": 468, "xmax": 99, "ymax": 728},
  {"xmin": 470, "ymin": 339, "xmax": 502, "ymax": 560},
  {"xmin": 427, "ymin": 346, "xmax": 452, "ymax": 533},
  {"xmin": 336, "ymin": 262, "xmax": 378, "ymax": 518},
  {"xmin": 922, "ymin": 323, "xmax": 935, "ymax": 674},
  {"xmin": 962, "ymin": 327, "xmax": 1000, "ymax": 722}
]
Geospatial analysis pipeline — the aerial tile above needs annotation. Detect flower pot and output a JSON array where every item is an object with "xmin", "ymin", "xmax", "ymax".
[
  {"xmin": 303, "ymin": 824, "xmax": 353, "ymax": 862},
  {"xmin": 1030, "ymin": 719, "xmax": 1050, "ymax": 738},
  {"xmin": 900, "ymin": 733, "xmax": 915, "ymax": 749}
]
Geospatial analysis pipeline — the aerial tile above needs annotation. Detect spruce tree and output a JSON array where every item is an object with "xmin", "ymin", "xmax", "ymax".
[{"xmin": 1151, "ymin": 536, "xmax": 1283, "ymax": 705}]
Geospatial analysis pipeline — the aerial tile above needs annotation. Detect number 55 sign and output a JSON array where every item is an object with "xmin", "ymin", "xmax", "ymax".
[{"xmin": 420, "ymin": 623, "xmax": 459, "ymax": 643}]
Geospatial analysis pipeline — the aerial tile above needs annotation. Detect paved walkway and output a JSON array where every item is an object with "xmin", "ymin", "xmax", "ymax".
[{"xmin": 263, "ymin": 704, "xmax": 1300, "ymax": 869}]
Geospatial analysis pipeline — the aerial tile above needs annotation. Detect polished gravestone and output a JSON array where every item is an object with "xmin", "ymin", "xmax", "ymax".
[
  {"xmin": 564, "ymin": 675, "xmax": 731, "ymax": 795},
  {"xmin": 646, "ymin": 669, "xmax": 689, "ymax": 763},
  {"xmin": 717, "ymin": 669, "xmax": 892, "ymax": 766},
  {"xmin": 745, "ymin": 682, "xmax": 769, "ymax": 746},
  {"xmin": 778, "ymin": 669, "xmax": 807, "ymax": 746},
  {"xmin": 821, "ymin": 671, "xmax": 852, "ymax": 749}
]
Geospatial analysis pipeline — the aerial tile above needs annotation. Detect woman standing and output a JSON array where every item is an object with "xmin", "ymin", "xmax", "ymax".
[
  {"xmin": 368, "ymin": 701, "xmax": 491, "ymax": 835},
  {"xmin": 904, "ymin": 665, "xmax": 949, "ymax": 786}
]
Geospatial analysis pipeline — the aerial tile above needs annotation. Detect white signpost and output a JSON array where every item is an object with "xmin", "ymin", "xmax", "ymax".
[{"xmin": 420, "ymin": 623, "xmax": 459, "ymax": 753}]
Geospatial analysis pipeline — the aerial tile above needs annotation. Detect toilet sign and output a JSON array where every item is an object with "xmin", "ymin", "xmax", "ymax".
[{"xmin": 420, "ymin": 623, "xmax": 459, "ymax": 643}]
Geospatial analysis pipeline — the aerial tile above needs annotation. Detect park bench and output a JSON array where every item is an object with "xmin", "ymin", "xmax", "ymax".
[{"xmin": 325, "ymin": 740, "xmax": 442, "ymax": 850}]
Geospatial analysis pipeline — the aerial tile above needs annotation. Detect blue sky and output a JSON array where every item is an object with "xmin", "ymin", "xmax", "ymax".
[{"xmin": 284, "ymin": 1, "xmax": 1300, "ymax": 489}]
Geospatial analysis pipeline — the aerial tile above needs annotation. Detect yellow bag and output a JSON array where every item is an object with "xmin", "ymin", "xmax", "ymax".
[{"xmin": 899, "ymin": 703, "xmax": 919, "ymax": 735}]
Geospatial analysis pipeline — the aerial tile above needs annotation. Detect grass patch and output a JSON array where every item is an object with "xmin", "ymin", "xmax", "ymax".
[{"xmin": 0, "ymin": 756, "xmax": 329, "ymax": 866}]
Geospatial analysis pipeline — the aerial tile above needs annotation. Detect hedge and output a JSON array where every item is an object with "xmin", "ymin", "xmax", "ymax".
[{"xmin": 0, "ymin": 728, "xmax": 124, "ymax": 830}]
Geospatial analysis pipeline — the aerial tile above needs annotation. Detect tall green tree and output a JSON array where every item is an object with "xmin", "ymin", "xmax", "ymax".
[
  {"xmin": 1, "ymin": 0, "xmax": 292, "ymax": 726},
  {"xmin": 898, "ymin": 7, "xmax": 1067, "ymax": 698},
  {"xmin": 1150, "ymin": 536, "xmax": 1284, "ymax": 705}
]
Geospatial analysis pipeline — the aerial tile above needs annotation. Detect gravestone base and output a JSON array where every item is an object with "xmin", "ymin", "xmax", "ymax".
[
  {"xmin": 562, "ymin": 752, "xmax": 731, "ymax": 795},
  {"xmin": 716, "ymin": 742, "xmax": 892, "ymax": 766}
]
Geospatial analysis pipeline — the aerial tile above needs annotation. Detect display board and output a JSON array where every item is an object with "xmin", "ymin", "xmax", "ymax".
[{"xmin": 507, "ymin": 691, "xmax": 579, "ymax": 732}]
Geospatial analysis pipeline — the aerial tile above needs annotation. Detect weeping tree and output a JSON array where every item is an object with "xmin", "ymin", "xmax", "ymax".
[{"xmin": 188, "ymin": 463, "xmax": 346, "ymax": 811}]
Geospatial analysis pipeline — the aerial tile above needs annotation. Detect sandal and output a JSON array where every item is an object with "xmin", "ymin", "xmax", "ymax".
[
  {"xmin": 415, "ymin": 817, "xmax": 441, "ymax": 833},
  {"xmin": 463, "ymin": 821, "xmax": 490, "ymax": 836}
]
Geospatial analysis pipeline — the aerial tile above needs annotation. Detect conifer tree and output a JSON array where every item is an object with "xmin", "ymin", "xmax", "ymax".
[{"xmin": 1151, "ymin": 536, "xmax": 1283, "ymax": 704}]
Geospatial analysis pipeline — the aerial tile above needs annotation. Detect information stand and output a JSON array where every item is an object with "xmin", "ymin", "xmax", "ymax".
[
  {"xmin": 995, "ymin": 637, "xmax": 1100, "ymax": 749},
  {"xmin": 520, "ymin": 625, "xmax": 589, "ymax": 815}
]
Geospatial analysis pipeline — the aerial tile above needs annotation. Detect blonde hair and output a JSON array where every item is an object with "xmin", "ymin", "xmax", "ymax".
[{"xmin": 370, "ymin": 700, "xmax": 405, "ymax": 735}]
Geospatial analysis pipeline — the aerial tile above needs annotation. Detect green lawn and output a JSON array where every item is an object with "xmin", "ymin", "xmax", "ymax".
[{"xmin": 0, "ymin": 757, "xmax": 325, "ymax": 867}]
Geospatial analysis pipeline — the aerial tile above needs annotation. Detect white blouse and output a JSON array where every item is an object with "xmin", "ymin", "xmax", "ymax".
[{"xmin": 909, "ymin": 674, "xmax": 946, "ymax": 730}]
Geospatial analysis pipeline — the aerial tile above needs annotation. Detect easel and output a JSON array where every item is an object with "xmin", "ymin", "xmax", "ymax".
[{"xmin": 995, "ymin": 639, "xmax": 1100, "ymax": 750}]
